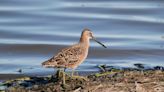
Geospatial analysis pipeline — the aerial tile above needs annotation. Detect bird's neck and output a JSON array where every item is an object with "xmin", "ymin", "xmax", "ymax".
[{"xmin": 79, "ymin": 35, "xmax": 90, "ymax": 48}]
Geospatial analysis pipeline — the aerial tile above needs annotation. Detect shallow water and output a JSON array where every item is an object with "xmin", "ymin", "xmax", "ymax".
[{"xmin": 0, "ymin": 0, "xmax": 164, "ymax": 74}]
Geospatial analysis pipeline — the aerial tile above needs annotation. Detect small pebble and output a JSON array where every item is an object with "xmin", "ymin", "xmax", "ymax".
[
  {"xmin": 47, "ymin": 88, "xmax": 52, "ymax": 92},
  {"xmin": 33, "ymin": 85, "xmax": 39, "ymax": 89}
]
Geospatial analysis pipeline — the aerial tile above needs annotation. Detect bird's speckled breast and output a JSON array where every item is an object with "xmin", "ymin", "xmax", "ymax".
[{"xmin": 73, "ymin": 44, "xmax": 89, "ymax": 69}]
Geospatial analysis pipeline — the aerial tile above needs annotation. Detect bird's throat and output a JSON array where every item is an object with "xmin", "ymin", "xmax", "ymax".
[{"xmin": 79, "ymin": 35, "xmax": 90, "ymax": 48}]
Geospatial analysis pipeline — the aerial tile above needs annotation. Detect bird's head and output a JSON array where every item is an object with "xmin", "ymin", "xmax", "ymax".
[
  {"xmin": 81, "ymin": 28, "xmax": 107, "ymax": 48},
  {"xmin": 82, "ymin": 28, "xmax": 93, "ymax": 39}
]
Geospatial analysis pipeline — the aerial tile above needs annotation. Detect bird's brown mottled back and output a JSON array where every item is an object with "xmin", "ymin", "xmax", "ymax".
[{"xmin": 42, "ymin": 44, "xmax": 86, "ymax": 69}]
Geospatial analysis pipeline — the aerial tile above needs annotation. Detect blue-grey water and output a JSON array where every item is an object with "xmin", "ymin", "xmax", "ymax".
[{"xmin": 0, "ymin": 0, "xmax": 164, "ymax": 75}]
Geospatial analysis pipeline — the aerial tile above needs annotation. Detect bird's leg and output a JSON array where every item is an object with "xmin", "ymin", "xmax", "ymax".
[
  {"xmin": 71, "ymin": 69, "xmax": 88, "ymax": 81},
  {"xmin": 62, "ymin": 68, "xmax": 66, "ymax": 85},
  {"xmin": 61, "ymin": 68, "xmax": 70, "ymax": 88},
  {"xmin": 71, "ymin": 69, "xmax": 75, "ymax": 77},
  {"xmin": 54, "ymin": 68, "xmax": 55, "ymax": 74},
  {"xmin": 56, "ymin": 68, "xmax": 62, "ymax": 79},
  {"xmin": 56, "ymin": 68, "xmax": 67, "ymax": 80},
  {"xmin": 64, "ymin": 68, "xmax": 66, "ymax": 72}
]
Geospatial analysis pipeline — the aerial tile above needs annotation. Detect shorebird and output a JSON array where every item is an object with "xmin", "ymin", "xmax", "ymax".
[{"xmin": 42, "ymin": 28, "xmax": 107, "ymax": 85}]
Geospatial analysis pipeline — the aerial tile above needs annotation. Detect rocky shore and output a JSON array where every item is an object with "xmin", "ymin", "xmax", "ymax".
[{"xmin": 1, "ymin": 64, "xmax": 164, "ymax": 92}]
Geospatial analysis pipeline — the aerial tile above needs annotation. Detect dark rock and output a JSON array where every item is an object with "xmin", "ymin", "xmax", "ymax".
[
  {"xmin": 134, "ymin": 63, "xmax": 145, "ymax": 69},
  {"xmin": 154, "ymin": 66, "xmax": 164, "ymax": 71},
  {"xmin": 98, "ymin": 64, "xmax": 107, "ymax": 72},
  {"xmin": 17, "ymin": 69, "xmax": 22, "ymax": 73}
]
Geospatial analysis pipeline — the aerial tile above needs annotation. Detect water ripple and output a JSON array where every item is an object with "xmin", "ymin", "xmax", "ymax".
[
  {"xmin": 0, "ymin": 0, "xmax": 164, "ymax": 74},
  {"xmin": 62, "ymin": 1, "xmax": 164, "ymax": 9}
]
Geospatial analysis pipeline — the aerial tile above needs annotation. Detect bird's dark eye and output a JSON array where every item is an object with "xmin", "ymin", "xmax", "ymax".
[
  {"xmin": 56, "ymin": 59, "xmax": 60, "ymax": 61},
  {"xmin": 60, "ymin": 54, "xmax": 63, "ymax": 57},
  {"xmin": 89, "ymin": 32, "xmax": 92, "ymax": 37}
]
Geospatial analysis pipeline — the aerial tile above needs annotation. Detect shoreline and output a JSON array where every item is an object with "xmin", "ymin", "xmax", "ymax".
[
  {"xmin": 1, "ymin": 64, "xmax": 164, "ymax": 92},
  {"xmin": 0, "ymin": 63, "xmax": 163, "ymax": 81},
  {"xmin": 0, "ymin": 74, "xmax": 26, "ymax": 81}
]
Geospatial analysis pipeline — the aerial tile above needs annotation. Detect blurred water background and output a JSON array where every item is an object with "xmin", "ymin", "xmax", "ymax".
[{"xmin": 0, "ymin": 0, "xmax": 164, "ymax": 75}]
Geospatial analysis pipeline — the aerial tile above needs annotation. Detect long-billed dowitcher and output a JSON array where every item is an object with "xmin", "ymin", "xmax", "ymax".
[{"xmin": 42, "ymin": 28, "xmax": 107, "ymax": 85}]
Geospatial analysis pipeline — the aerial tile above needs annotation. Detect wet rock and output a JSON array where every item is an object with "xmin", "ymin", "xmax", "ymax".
[
  {"xmin": 134, "ymin": 63, "xmax": 145, "ymax": 69},
  {"xmin": 16, "ymin": 69, "xmax": 22, "ymax": 73},
  {"xmin": 98, "ymin": 64, "xmax": 107, "ymax": 72},
  {"xmin": 154, "ymin": 66, "xmax": 164, "ymax": 71},
  {"xmin": 98, "ymin": 65, "xmax": 118, "ymax": 72},
  {"xmin": 123, "ymin": 67, "xmax": 139, "ymax": 71}
]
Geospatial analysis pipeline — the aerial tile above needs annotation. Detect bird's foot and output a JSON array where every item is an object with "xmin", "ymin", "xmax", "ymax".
[
  {"xmin": 71, "ymin": 75, "xmax": 89, "ymax": 81},
  {"xmin": 57, "ymin": 70, "xmax": 70, "ymax": 78},
  {"xmin": 61, "ymin": 83, "xmax": 70, "ymax": 89}
]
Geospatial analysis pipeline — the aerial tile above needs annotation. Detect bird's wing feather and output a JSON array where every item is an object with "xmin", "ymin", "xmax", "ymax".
[
  {"xmin": 47, "ymin": 44, "xmax": 84, "ymax": 68},
  {"xmin": 46, "ymin": 51, "xmax": 66, "ymax": 68},
  {"xmin": 61, "ymin": 44, "xmax": 84, "ymax": 65}
]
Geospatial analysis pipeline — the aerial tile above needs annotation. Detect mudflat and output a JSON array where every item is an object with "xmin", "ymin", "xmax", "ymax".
[
  {"xmin": 1, "ymin": 69, "xmax": 164, "ymax": 92},
  {"xmin": 0, "ymin": 74, "xmax": 26, "ymax": 80}
]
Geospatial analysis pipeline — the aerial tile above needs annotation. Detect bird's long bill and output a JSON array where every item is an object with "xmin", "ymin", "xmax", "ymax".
[{"xmin": 93, "ymin": 38, "xmax": 107, "ymax": 48}]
